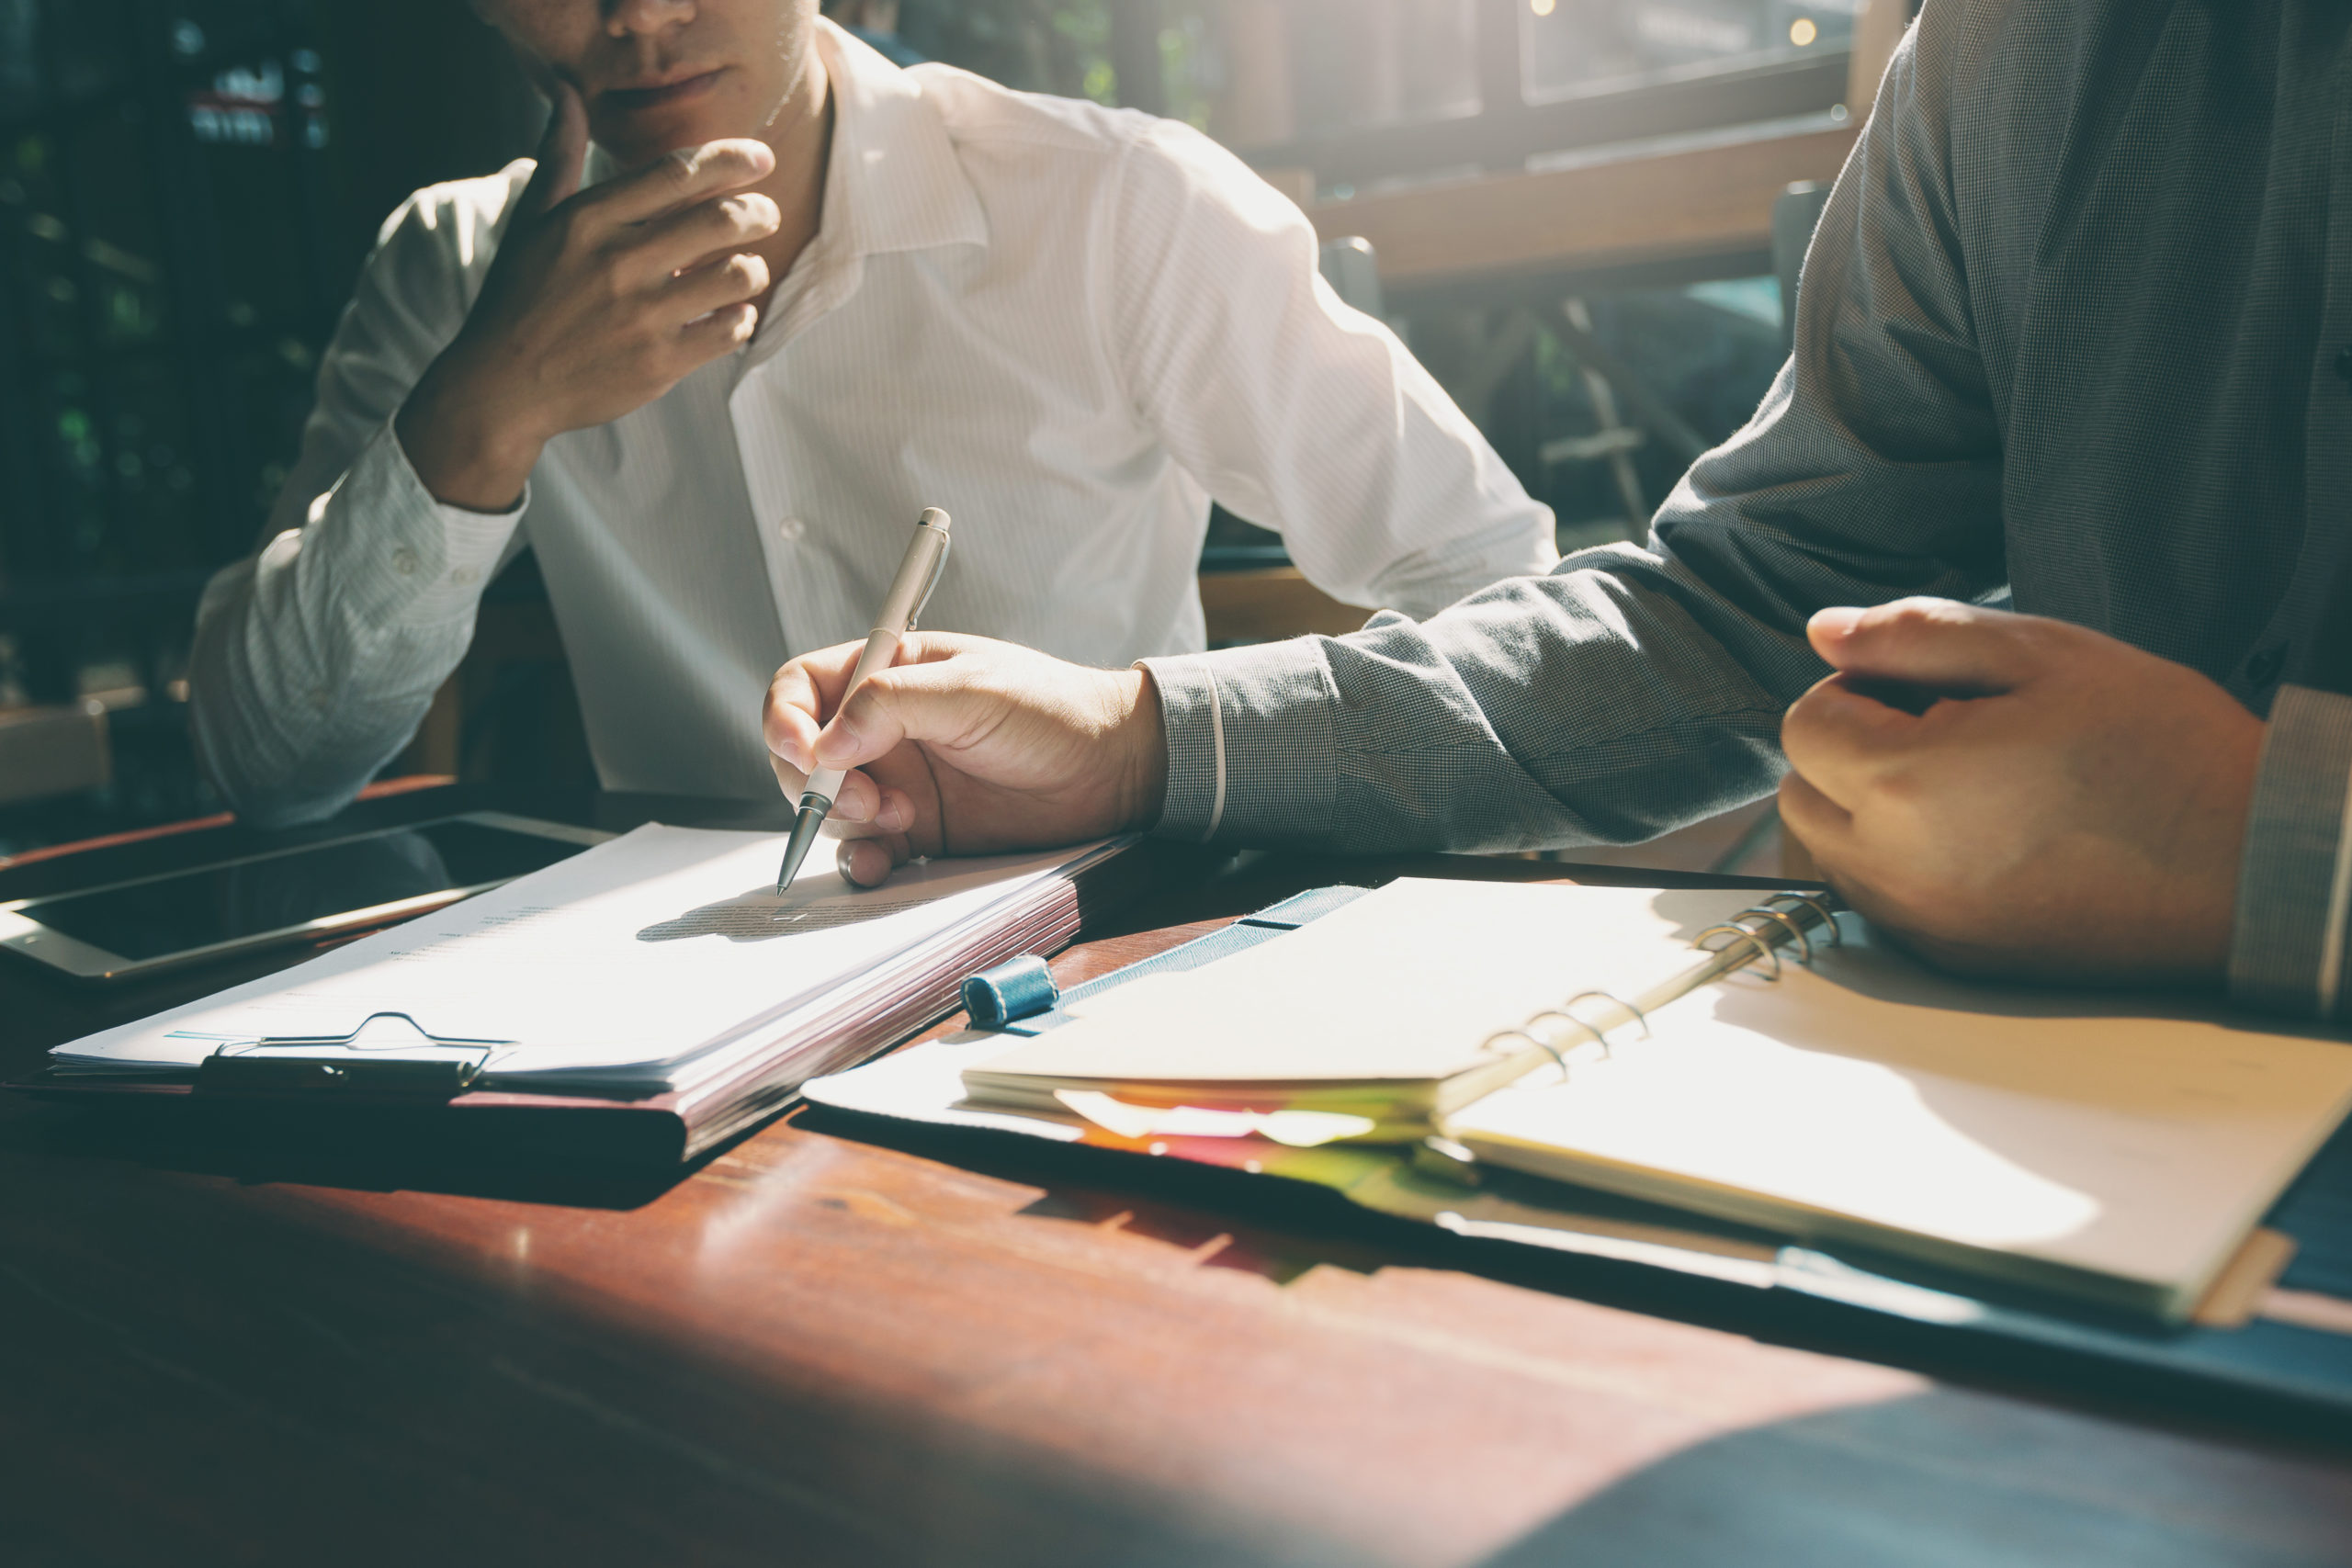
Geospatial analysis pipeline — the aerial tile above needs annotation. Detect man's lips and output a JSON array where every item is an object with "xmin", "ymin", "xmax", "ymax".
[{"xmin": 600, "ymin": 68, "xmax": 727, "ymax": 114}]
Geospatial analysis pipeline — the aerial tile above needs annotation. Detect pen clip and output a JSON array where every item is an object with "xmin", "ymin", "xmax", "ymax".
[{"xmin": 906, "ymin": 528, "xmax": 952, "ymax": 633}]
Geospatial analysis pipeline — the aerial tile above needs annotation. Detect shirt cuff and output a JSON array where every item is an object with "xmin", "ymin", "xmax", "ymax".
[
  {"xmin": 2228, "ymin": 683, "xmax": 2352, "ymax": 1021},
  {"xmin": 1138, "ymin": 638, "xmax": 1340, "ymax": 845},
  {"xmin": 324, "ymin": 419, "xmax": 525, "ymax": 626}
]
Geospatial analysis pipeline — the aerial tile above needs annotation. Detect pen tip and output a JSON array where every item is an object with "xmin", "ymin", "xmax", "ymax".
[{"xmin": 773, "ymin": 804, "xmax": 826, "ymax": 895}]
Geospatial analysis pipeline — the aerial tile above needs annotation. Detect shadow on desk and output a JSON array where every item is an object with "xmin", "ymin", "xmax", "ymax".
[
  {"xmin": 6, "ymin": 1092, "xmax": 690, "ymax": 1210},
  {"xmin": 1476, "ymin": 1384, "xmax": 2352, "ymax": 1568}
]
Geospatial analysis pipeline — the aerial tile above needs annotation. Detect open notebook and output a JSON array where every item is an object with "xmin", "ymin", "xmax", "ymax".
[{"xmin": 961, "ymin": 879, "xmax": 2352, "ymax": 1319}]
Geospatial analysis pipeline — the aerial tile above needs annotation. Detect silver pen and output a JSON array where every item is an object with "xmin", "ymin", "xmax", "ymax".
[{"xmin": 775, "ymin": 507, "xmax": 954, "ymax": 894}]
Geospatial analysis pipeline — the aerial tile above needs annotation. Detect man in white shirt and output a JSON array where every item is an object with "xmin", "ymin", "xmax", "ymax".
[{"xmin": 190, "ymin": 0, "xmax": 1555, "ymax": 826}]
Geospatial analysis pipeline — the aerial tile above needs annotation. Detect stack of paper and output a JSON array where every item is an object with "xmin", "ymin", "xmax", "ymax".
[{"xmin": 53, "ymin": 825, "xmax": 1119, "ymax": 1096}]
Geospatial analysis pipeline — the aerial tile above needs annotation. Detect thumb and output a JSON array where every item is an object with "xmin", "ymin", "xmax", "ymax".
[
  {"xmin": 1807, "ymin": 597, "xmax": 2044, "ymax": 698},
  {"xmin": 812, "ymin": 661, "xmax": 996, "ymax": 771},
  {"xmin": 523, "ymin": 82, "xmax": 587, "ymax": 215}
]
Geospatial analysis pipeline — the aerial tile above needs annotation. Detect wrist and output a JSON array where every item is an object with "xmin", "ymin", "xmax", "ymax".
[
  {"xmin": 396, "ymin": 352, "xmax": 547, "ymax": 513},
  {"xmin": 1113, "ymin": 666, "xmax": 1169, "ymax": 832}
]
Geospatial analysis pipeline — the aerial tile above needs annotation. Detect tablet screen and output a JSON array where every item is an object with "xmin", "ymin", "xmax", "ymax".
[{"xmin": 17, "ymin": 818, "xmax": 586, "ymax": 962}]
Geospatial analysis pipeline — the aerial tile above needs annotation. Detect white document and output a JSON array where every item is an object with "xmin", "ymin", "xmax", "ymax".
[
  {"xmin": 52, "ymin": 825, "xmax": 1102, "ymax": 1090},
  {"xmin": 969, "ymin": 879, "xmax": 1762, "ymax": 1099}
]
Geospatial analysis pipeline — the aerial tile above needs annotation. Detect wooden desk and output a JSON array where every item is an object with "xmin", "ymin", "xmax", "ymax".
[{"xmin": 4, "ymin": 789, "xmax": 2348, "ymax": 1566}]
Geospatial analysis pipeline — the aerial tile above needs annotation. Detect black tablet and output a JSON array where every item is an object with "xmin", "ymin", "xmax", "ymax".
[{"xmin": 0, "ymin": 811, "xmax": 608, "ymax": 982}]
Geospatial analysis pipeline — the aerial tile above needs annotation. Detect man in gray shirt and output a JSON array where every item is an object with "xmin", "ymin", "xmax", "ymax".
[{"xmin": 763, "ymin": 0, "xmax": 2352, "ymax": 1021}]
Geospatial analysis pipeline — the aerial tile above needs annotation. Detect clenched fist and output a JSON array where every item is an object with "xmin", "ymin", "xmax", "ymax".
[{"xmin": 1779, "ymin": 598, "xmax": 2264, "ymax": 986}]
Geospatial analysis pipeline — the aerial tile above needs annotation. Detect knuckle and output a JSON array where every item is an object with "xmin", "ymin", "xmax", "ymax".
[{"xmin": 547, "ymin": 206, "xmax": 593, "ymax": 251}]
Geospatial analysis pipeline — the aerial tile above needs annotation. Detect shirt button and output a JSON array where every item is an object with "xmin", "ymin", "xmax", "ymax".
[
  {"xmin": 2246, "ymin": 643, "xmax": 2288, "ymax": 686},
  {"xmin": 776, "ymin": 517, "xmax": 807, "ymax": 543},
  {"xmin": 2335, "ymin": 344, "xmax": 2352, "ymax": 386},
  {"xmin": 450, "ymin": 565, "xmax": 478, "ymax": 586},
  {"xmin": 391, "ymin": 545, "xmax": 419, "ymax": 576}
]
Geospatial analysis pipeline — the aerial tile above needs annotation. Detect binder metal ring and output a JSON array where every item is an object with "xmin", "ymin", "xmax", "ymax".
[
  {"xmin": 1695, "ymin": 921, "xmax": 1781, "ymax": 979},
  {"xmin": 1566, "ymin": 988, "xmax": 1649, "ymax": 1038},
  {"xmin": 1482, "ymin": 1027, "xmax": 1573, "ymax": 1084},
  {"xmin": 1770, "ymin": 891, "xmax": 1843, "ymax": 946},
  {"xmin": 1524, "ymin": 1009, "xmax": 1610, "ymax": 1060},
  {"xmin": 1737, "ymin": 905, "xmax": 1813, "ymax": 964}
]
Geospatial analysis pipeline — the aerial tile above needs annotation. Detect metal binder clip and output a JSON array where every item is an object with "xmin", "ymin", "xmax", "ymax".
[
  {"xmin": 197, "ymin": 1011, "xmax": 506, "ymax": 1099},
  {"xmin": 1694, "ymin": 920, "xmax": 1782, "ymax": 979}
]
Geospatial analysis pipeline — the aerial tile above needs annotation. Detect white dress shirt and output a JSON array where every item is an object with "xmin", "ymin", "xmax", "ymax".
[{"xmin": 190, "ymin": 22, "xmax": 1555, "ymax": 824}]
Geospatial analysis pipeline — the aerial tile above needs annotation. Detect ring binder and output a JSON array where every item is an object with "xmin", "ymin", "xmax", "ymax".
[
  {"xmin": 1694, "ymin": 922, "xmax": 1782, "ymax": 978},
  {"xmin": 1736, "ymin": 906, "xmax": 1813, "ymax": 963},
  {"xmin": 1473, "ymin": 890, "xmax": 1844, "ymax": 1095},
  {"xmin": 1566, "ymin": 989, "xmax": 1649, "ymax": 1038},
  {"xmin": 1771, "ymin": 893, "xmax": 1843, "ymax": 948},
  {"xmin": 1481, "ymin": 988, "xmax": 1656, "ymax": 1085},
  {"xmin": 1483, "ymin": 1026, "xmax": 1577, "ymax": 1083}
]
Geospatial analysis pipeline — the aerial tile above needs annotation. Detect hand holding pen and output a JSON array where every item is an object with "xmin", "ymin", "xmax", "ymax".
[{"xmin": 773, "ymin": 508, "xmax": 954, "ymax": 893}]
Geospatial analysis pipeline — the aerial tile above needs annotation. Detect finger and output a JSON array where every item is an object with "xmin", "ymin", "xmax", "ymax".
[
  {"xmin": 587, "ymin": 139, "xmax": 776, "ymax": 227},
  {"xmin": 812, "ymin": 661, "xmax": 992, "ymax": 772},
  {"xmin": 666, "ymin": 296, "xmax": 757, "ymax": 362},
  {"xmin": 523, "ymin": 83, "xmax": 589, "ymax": 215},
  {"xmin": 667, "ymin": 250, "xmax": 771, "ymax": 321},
  {"xmin": 628, "ymin": 190, "xmax": 781, "ymax": 282},
  {"xmin": 874, "ymin": 785, "xmax": 917, "ymax": 835},
  {"xmin": 837, "ymin": 838, "xmax": 906, "ymax": 889},
  {"xmin": 770, "ymin": 640, "xmax": 884, "ymax": 730},
  {"xmin": 1779, "ymin": 672, "xmax": 1918, "ymax": 807},
  {"xmin": 763, "ymin": 664, "xmax": 827, "ymax": 773},
  {"xmin": 1806, "ymin": 598, "xmax": 2045, "ymax": 697},
  {"xmin": 823, "ymin": 766, "xmax": 886, "ymax": 825},
  {"xmin": 766, "ymin": 747, "xmax": 808, "ymax": 799}
]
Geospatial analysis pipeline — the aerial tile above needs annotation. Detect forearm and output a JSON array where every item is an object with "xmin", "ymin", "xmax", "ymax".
[
  {"xmin": 2228, "ymin": 685, "xmax": 2352, "ymax": 1021},
  {"xmin": 1146, "ymin": 546, "xmax": 1817, "ymax": 854},
  {"xmin": 189, "ymin": 422, "xmax": 519, "ymax": 826}
]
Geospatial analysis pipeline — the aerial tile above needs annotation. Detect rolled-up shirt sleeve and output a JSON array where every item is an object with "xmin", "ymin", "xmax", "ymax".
[
  {"xmin": 187, "ymin": 164, "xmax": 530, "ymax": 827},
  {"xmin": 2229, "ymin": 684, "xmax": 2352, "ymax": 1021}
]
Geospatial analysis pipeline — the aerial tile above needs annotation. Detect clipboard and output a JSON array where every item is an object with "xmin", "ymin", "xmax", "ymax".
[{"xmin": 17, "ymin": 837, "xmax": 1186, "ymax": 1163}]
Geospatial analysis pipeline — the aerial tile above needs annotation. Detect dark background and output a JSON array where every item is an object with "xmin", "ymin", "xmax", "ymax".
[{"xmin": 0, "ymin": 0, "xmax": 1840, "ymax": 853}]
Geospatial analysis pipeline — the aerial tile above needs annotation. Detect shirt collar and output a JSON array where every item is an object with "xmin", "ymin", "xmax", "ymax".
[{"xmin": 813, "ymin": 17, "xmax": 989, "ymax": 260}]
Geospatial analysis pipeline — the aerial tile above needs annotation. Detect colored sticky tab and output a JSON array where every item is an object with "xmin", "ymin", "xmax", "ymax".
[{"xmin": 961, "ymin": 953, "xmax": 1060, "ymax": 1029}]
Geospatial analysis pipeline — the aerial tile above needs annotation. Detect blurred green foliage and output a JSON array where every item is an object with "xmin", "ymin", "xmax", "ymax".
[{"xmin": 896, "ymin": 0, "xmax": 1115, "ymax": 102}]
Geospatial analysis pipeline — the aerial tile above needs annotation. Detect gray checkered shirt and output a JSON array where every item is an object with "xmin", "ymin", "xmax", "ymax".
[{"xmin": 1142, "ymin": 0, "xmax": 2352, "ymax": 1023}]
